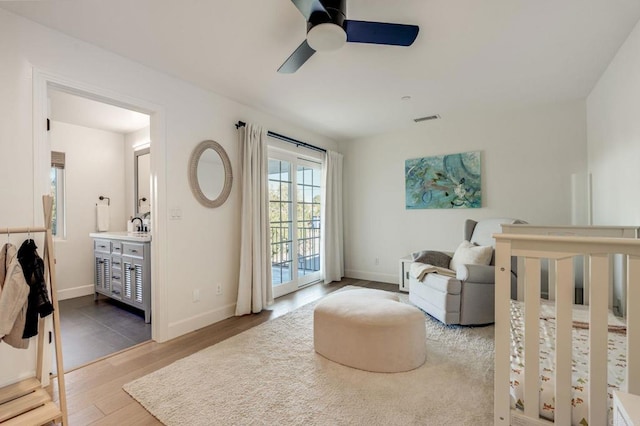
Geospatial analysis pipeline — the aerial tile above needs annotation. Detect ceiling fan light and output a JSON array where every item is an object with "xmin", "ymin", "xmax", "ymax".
[{"xmin": 307, "ymin": 23, "xmax": 347, "ymax": 51}]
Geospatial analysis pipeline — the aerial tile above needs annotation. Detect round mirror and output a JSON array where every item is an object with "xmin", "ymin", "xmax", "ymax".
[{"xmin": 188, "ymin": 140, "xmax": 232, "ymax": 208}]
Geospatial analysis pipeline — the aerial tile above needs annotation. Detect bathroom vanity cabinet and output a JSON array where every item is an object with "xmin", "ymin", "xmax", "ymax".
[{"xmin": 91, "ymin": 232, "xmax": 151, "ymax": 323}]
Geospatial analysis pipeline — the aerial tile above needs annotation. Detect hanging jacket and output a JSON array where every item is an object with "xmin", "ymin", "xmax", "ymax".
[
  {"xmin": 17, "ymin": 239, "xmax": 53, "ymax": 339},
  {"xmin": 0, "ymin": 243, "xmax": 30, "ymax": 349}
]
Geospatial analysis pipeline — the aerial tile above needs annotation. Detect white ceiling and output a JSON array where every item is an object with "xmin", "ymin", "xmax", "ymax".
[
  {"xmin": 49, "ymin": 90, "xmax": 150, "ymax": 134},
  {"xmin": 3, "ymin": 0, "xmax": 640, "ymax": 141}
]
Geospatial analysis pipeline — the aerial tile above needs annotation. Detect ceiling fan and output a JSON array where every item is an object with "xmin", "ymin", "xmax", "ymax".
[{"xmin": 278, "ymin": 0, "xmax": 419, "ymax": 73}]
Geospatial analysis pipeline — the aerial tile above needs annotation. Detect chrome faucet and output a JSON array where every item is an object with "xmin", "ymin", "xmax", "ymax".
[{"xmin": 131, "ymin": 217, "xmax": 143, "ymax": 232}]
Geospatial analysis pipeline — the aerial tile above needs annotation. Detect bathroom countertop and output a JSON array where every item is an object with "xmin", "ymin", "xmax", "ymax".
[{"xmin": 89, "ymin": 231, "xmax": 152, "ymax": 242}]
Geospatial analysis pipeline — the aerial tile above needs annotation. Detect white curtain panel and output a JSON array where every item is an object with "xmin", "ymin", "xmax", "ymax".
[
  {"xmin": 321, "ymin": 150, "xmax": 344, "ymax": 284},
  {"xmin": 236, "ymin": 123, "xmax": 273, "ymax": 315}
]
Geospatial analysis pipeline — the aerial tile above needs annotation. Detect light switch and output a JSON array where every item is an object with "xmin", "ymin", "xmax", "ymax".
[{"xmin": 169, "ymin": 208, "xmax": 182, "ymax": 220}]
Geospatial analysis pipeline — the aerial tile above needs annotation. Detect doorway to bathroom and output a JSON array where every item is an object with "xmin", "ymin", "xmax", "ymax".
[{"xmin": 48, "ymin": 88, "xmax": 152, "ymax": 371}]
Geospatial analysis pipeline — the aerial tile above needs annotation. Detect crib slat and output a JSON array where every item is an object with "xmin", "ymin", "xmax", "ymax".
[
  {"xmin": 524, "ymin": 257, "xmax": 541, "ymax": 419},
  {"xmin": 588, "ymin": 254, "xmax": 609, "ymax": 425},
  {"xmin": 494, "ymin": 239, "xmax": 512, "ymax": 426},
  {"xmin": 628, "ymin": 255, "xmax": 640, "ymax": 395},
  {"xmin": 554, "ymin": 257, "xmax": 574, "ymax": 425}
]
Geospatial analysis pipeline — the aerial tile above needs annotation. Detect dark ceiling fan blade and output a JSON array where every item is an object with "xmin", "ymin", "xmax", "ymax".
[
  {"xmin": 290, "ymin": 0, "xmax": 330, "ymax": 22},
  {"xmin": 278, "ymin": 40, "xmax": 317, "ymax": 73},
  {"xmin": 344, "ymin": 20, "xmax": 419, "ymax": 46}
]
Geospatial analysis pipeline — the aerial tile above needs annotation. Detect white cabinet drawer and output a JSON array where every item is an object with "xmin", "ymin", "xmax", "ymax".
[
  {"xmin": 123, "ymin": 243, "xmax": 144, "ymax": 258},
  {"xmin": 111, "ymin": 256, "xmax": 123, "ymax": 270},
  {"xmin": 94, "ymin": 239, "xmax": 111, "ymax": 253},
  {"xmin": 112, "ymin": 242, "xmax": 123, "ymax": 254}
]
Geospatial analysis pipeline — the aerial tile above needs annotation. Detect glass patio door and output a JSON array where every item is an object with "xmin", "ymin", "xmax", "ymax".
[{"xmin": 269, "ymin": 153, "xmax": 322, "ymax": 298}]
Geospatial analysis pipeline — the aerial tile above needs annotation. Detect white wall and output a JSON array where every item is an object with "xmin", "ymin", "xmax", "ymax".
[
  {"xmin": 0, "ymin": 8, "xmax": 338, "ymax": 386},
  {"xmin": 587, "ymin": 19, "xmax": 640, "ymax": 226},
  {"xmin": 587, "ymin": 18, "xmax": 640, "ymax": 315},
  {"xmin": 342, "ymin": 100, "xmax": 587, "ymax": 283},
  {"xmin": 50, "ymin": 121, "xmax": 127, "ymax": 299}
]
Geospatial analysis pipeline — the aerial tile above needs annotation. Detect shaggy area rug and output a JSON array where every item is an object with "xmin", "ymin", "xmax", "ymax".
[{"xmin": 123, "ymin": 289, "xmax": 495, "ymax": 425}]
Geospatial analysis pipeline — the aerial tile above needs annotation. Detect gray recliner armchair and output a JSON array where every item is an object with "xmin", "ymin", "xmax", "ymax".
[{"xmin": 408, "ymin": 218, "xmax": 525, "ymax": 325}]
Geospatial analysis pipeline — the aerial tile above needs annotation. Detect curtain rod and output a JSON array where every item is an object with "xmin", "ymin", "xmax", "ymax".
[{"xmin": 235, "ymin": 121, "xmax": 326, "ymax": 153}]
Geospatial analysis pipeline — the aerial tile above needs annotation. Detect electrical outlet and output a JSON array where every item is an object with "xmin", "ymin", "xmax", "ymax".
[
  {"xmin": 192, "ymin": 289, "xmax": 200, "ymax": 302},
  {"xmin": 216, "ymin": 283, "xmax": 222, "ymax": 295}
]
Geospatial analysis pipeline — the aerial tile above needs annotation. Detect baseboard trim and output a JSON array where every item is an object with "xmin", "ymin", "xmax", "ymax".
[
  {"xmin": 57, "ymin": 285, "xmax": 94, "ymax": 301},
  {"xmin": 344, "ymin": 269, "xmax": 397, "ymax": 284},
  {"xmin": 167, "ymin": 303, "xmax": 236, "ymax": 340},
  {"xmin": 0, "ymin": 371, "xmax": 38, "ymax": 389}
]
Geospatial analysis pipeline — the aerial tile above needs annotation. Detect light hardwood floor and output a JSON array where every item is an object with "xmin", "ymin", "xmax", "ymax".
[{"xmin": 50, "ymin": 278, "xmax": 398, "ymax": 425}]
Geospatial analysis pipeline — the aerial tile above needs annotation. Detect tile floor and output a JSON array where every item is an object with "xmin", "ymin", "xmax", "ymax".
[{"xmin": 58, "ymin": 295, "xmax": 151, "ymax": 372}]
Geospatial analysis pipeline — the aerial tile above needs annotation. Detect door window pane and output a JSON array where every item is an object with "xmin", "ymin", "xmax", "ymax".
[
  {"xmin": 296, "ymin": 164, "xmax": 321, "ymax": 278},
  {"xmin": 269, "ymin": 159, "xmax": 293, "ymax": 285}
]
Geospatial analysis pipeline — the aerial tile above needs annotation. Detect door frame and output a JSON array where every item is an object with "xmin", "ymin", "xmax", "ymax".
[{"xmin": 32, "ymin": 69, "xmax": 169, "ymax": 380}]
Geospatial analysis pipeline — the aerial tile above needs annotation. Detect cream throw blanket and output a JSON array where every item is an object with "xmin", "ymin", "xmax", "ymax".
[{"xmin": 410, "ymin": 262, "xmax": 457, "ymax": 281}]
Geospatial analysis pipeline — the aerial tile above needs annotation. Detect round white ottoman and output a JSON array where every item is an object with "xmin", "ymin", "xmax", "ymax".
[{"xmin": 313, "ymin": 289, "xmax": 427, "ymax": 373}]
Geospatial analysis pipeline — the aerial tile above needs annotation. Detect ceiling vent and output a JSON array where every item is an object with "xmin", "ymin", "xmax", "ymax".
[{"xmin": 414, "ymin": 114, "xmax": 441, "ymax": 123}]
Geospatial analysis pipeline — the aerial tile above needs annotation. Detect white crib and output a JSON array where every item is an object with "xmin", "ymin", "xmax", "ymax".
[
  {"xmin": 502, "ymin": 224, "xmax": 639, "ymax": 310},
  {"xmin": 493, "ymin": 232, "xmax": 640, "ymax": 425}
]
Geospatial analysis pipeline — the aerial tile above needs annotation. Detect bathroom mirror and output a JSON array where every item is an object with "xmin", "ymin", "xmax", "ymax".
[
  {"xmin": 188, "ymin": 140, "xmax": 232, "ymax": 208},
  {"xmin": 135, "ymin": 148, "xmax": 151, "ymax": 215}
]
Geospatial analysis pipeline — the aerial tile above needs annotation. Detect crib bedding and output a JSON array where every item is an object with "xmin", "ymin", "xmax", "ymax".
[{"xmin": 509, "ymin": 299, "xmax": 627, "ymax": 425}]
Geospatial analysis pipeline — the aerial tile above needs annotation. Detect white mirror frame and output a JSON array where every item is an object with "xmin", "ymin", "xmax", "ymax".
[
  {"xmin": 134, "ymin": 147, "xmax": 151, "ymax": 215},
  {"xmin": 188, "ymin": 140, "xmax": 232, "ymax": 208}
]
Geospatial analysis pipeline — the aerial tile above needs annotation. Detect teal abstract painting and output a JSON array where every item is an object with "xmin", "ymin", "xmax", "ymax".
[{"xmin": 405, "ymin": 151, "xmax": 481, "ymax": 209}]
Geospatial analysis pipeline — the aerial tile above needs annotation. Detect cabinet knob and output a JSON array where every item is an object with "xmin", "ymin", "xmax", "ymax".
[
  {"xmin": 130, "ymin": 267, "xmax": 135, "ymax": 271},
  {"xmin": 131, "ymin": 249, "xmax": 138, "ymax": 253}
]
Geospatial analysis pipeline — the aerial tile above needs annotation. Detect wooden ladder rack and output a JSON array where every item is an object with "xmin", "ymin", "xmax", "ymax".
[{"xmin": 0, "ymin": 195, "xmax": 68, "ymax": 425}]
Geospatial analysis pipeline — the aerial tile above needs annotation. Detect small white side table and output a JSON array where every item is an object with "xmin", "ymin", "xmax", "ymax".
[
  {"xmin": 398, "ymin": 256, "xmax": 413, "ymax": 293},
  {"xmin": 614, "ymin": 391, "xmax": 640, "ymax": 426}
]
